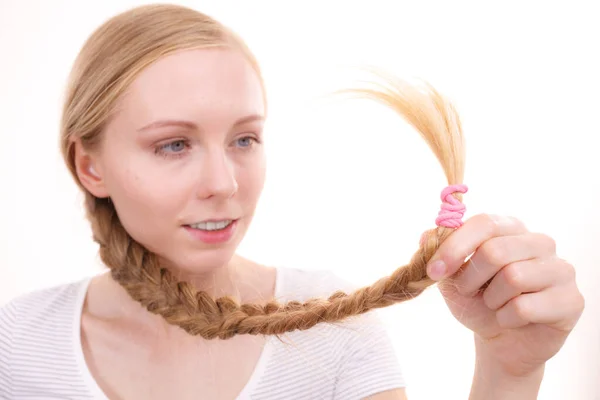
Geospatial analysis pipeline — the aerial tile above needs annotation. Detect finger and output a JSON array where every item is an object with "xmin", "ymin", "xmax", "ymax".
[
  {"xmin": 454, "ymin": 233, "xmax": 556, "ymax": 296},
  {"xmin": 496, "ymin": 283, "xmax": 585, "ymax": 331},
  {"xmin": 482, "ymin": 258, "xmax": 571, "ymax": 310},
  {"xmin": 427, "ymin": 213, "xmax": 528, "ymax": 281}
]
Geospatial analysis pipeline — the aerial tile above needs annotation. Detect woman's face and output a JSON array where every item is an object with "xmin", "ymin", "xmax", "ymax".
[{"xmin": 77, "ymin": 48, "xmax": 267, "ymax": 274}]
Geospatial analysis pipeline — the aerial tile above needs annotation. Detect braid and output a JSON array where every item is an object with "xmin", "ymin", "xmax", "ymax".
[{"xmin": 85, "ymin": 73, "xmax": 468, "ymax": 340}]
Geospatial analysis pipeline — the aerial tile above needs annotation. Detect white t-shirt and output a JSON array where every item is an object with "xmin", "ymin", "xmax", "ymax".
[{"xmin": 0, "ymin": 266, "xmax": 405, "ymax": 399}]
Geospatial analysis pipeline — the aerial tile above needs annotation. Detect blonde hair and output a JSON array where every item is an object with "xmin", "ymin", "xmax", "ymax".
[{"xmin": 60, "ymin": 4, "xmax": 466, "ymax": 339}]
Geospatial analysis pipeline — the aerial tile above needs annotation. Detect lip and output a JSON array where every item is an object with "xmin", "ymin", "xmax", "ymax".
[
  {"xmin": 183, "ymin": 219, "xmax": 239, "ymax": 245},
  {"xmin": 187, "ymin": 217, "xmax": 238, "ymax": 224}
]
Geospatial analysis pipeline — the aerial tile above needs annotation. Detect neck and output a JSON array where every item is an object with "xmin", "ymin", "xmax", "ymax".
[
  {"xmin": 86, "ymin": 253, "xmax": 278, "ymax": 335},
  {"xmin": 165, "ymin": 253, "xmax": 258, "ymax": 299}
]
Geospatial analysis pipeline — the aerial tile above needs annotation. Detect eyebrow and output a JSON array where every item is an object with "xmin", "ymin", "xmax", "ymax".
[{"xmin": 137, "ymin": 114, "xmax": 265, "ymax": 132}]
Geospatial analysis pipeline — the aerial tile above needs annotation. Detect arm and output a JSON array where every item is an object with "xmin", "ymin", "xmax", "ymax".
[
  {"xmin": 469, "ymin": 368, "xmax": 543, "ymax": 400},
  {"xmin": 362, "ymin": 350, "xmax": 544, "ymax": 400},
  {"xmin": 362, "ymin": 364, "xmax": 542, "ymax": 400},
  {"xmin": 469, "ymin": 337, "xmax": 544, "ymax": 400},
  {"xmin": 362, "ymin": 366, "xmax": 542, "ymax": 400},
  {"xmin": 364, "ymin": 337, "xmax": 545, "ymax": 400}
]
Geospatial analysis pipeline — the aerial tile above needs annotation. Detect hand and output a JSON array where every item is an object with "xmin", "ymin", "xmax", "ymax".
[{"xmin": 426, "ymin": 213, "xmax": 585, "ymax": 378}]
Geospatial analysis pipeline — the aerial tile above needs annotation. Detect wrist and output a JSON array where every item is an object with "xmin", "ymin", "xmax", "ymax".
[{"xmin": 469, "ymin": 336, "xmax": 545, "ymax": 400}]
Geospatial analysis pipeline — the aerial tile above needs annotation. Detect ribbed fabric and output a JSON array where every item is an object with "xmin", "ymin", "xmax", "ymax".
[{"xmin": 0, "ymin": 267, "xmax": 405, "ymax": 399}]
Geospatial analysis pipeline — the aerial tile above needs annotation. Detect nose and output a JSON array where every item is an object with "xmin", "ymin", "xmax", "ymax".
[{"xmin": 195, "ymin": 147, "xmax": 238, "ymax": 199}]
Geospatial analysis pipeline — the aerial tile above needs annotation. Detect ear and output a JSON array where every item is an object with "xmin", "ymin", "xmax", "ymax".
[{"xmin": 71, "ymin": 137, "xmax": 110, "ymax": 198}]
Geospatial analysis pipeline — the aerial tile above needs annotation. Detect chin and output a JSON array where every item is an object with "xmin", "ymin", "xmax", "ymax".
[
  {"xmin": 167, "ymin": 245, "xmax": 239, "ymax": 277},
  {"xmin": 141, "ymin": 219, "xmax": 250, "ymax": 277}
]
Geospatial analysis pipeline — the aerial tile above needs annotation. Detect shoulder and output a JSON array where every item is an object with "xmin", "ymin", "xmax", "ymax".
[
  {"xmin": 0, "ymin": 277, "xmax": 90, "ymax": 328},
  {"xmin": 275, "ymin": 266, "xmax": 386, "ymax": 331},
  {"xmin": 0, "ymin": 276, "xmax": 91, "ymax": 345},
  {"xmin": 277, "ymin": 268, "xmax": 404, "ymax": 363},
  {"xmin": 0, "ymin": 277, "xmax": 93, "ymax": 395},
  {"xmin": 275, "ymin": 266, "xmax": 389, "ymax": 335},
  {"xmin": 257, "ymin": 267, "xmax": 406, "ymax": 398},
  {"xmin": 275, "ymin": 266, "xmax": 359, "ymax": 302}
]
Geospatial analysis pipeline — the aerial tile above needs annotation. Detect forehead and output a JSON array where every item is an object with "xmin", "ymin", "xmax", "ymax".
[{"xmin": 120, "ymin": 48, "xmax": 265, "ymax": 123}]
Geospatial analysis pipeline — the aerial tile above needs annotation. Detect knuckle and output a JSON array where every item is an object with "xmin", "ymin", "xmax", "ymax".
[
  {"xmin": 482, "ymin": 239, "xmax": 509, "ymax": 266},
  {"xmin": 535, "ymin": 233, "xmax": 557, "ymax": 254},
  {"xmin": 476, "ymin": 213, "xmax": 499, "ymax": 234},
  {"xmin": 574, "ymin": 290, "xmax": 585, "ymax": 312},
  {"xmin": 510, "ymin": 217, "xmax": 528, "ymax": 232},
  {"xmin": 512, "ymin": 296, "xmax": 533, "ymax": 321},
  {"xmin": 561, "ymin": 260, "xmax": 577, "ymax": 281},
  {"xmin": 576, "ymin": 292, "xmax": 586, "ymax": 313},
  {"xmin": 473, "ymin": 213, "xmax": 527, "ymax": 235},
  {"xmin": 502, "ymin": 262, "xmax": 525, "ymax": 289},
  {"xmin": 550, "ymin": 257, "xmax": 576, "ymax": 282},
  {"xmin": 566, "ymin": 286, "xmax": 586, "ymax": 326},
  {"xmin": 482, "ymin": 287, "xmax": 499, "ymax": 310}
]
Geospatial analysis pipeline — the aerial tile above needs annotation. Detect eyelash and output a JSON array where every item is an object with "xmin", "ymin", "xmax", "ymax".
[
  {"xmin": 154, "ymin": 136, "xmax": 261, "ymax": 159},
  {"xmin": 154, "ymin": 139, "xmax": 191, "ymax": 159},
  {"xmin": 236, "ymin": 136, "xmax": 260, "ymax": 149}
]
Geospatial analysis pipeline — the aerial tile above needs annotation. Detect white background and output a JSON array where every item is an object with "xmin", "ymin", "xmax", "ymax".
[{"xmin": 1, "ymin": 1, "xmax": 599, "ymax": 399}]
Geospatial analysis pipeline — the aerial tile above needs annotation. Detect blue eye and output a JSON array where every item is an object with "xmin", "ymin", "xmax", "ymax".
[
  {"xmin": 155, "ymin": 139, "xmax": 190, "ymax": 158},
  {"xmin": 236, "ymin": 136, "xmax": 257, "ymax": 148},
  {"xmin": 161, "ymin": 140, "xmax": 187, "ymax": 153}
]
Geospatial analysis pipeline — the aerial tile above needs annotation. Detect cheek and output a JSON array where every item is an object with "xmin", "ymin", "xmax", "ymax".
[
  {"xmin": 237, "ymin": 156, "xmax": 266, "ymax": 200},
  {"xmin": 104, "ymin": 165, "xmax": 190, "ymax": 231}
]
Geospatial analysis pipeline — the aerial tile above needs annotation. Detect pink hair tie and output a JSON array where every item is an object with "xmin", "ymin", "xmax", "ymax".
[{"xmin": 435, "ymin": 184, "xmax": 468, "ymax": 228}]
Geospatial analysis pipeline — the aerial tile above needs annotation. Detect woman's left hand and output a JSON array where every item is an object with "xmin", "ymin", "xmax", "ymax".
[{"xmin": 426, "ymin": 213, "xmax": 585, "ymax": 378}]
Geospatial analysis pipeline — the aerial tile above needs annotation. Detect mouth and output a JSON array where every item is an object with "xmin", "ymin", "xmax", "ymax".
[
  {"xmin": 184, "ymin": 218, "xmax": 239, "ymax": 245},
  {"xmin": 185, "ymin": 219, "xmax": 237, "ymax": 232}
]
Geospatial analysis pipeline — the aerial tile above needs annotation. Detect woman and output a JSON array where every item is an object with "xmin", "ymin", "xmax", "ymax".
[{"xmin": 0, "ymin": 4, "xmax": 584, "ymax": 399}]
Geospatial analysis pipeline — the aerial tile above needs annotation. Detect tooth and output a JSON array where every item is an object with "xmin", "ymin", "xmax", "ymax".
[{"xmin": 190, "ymin": 220, "xmax": 231, "ymax": 231}]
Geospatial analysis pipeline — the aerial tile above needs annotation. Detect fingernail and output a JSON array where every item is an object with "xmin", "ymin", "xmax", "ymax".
[{"xmin": 427, "ymin": 260, "xmax": 447, "ymax": 281}]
